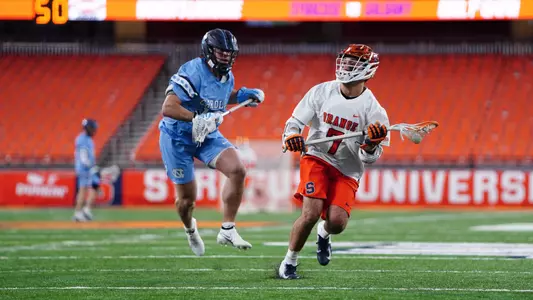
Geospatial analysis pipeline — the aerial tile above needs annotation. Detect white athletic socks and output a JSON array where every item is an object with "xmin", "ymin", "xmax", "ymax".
[
  {"xmin": 318, "ymin": 221, "xmax": 330, "ymax": 239},
  {"xmin": 285, "ymin": 250, "xmax": 299, "ymax": 266},
  {"xmin": 221, "ymin": 222, "xmax": 235, "ymax": 230},
  {"xmin": 184, "ymin": 218, "xmax": 197, "ymax": 234},
  {"xmin": 82, "ymin": 206, "xmax": 91, "ymax": 215}
]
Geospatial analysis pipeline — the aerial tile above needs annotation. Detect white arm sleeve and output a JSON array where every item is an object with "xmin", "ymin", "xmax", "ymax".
[
  {"xmin": 359, "ymin": 98, "xmax": 390, "ymax": 164},
  {"xmin": 79, "ymin": 148, "xmax": 92, "ymax": 167},
  {"xmin": 282, "ymin": 87, "xmax": 317, "ymax": 143},
  {"xmin": 359, "ymin": 145, "xmax": 383, "ymax": 164}
]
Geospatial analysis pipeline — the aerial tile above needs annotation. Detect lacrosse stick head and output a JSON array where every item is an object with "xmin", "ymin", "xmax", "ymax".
[
  {"xmin": 192, "ymin": 117, "xmax": 211, "ymax": 146},
  {"xmin": 192, "ymin": 122, "xmax": 210, "ymax": 145},
  {"xmin": 390, "ymin": 121, "xmax": 439, "ymax": 144},
  {"xmin": 101, "ymin": 165, "xmax": 121, "ymax": 182}
]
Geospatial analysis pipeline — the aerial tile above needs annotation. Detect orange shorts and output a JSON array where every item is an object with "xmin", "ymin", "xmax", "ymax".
[{"xmin": 294, "ymin": 155, "xmax": 359, "ymax": 220}]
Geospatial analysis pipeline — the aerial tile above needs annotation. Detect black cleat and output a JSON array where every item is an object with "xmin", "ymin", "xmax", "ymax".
[
  {"xmin": 316, "ymin": 234, "xmax": 332, "ymax": 266},
  {"xmin": 278, "ymin": 262, "xmax": 300, "ymax": 279}
]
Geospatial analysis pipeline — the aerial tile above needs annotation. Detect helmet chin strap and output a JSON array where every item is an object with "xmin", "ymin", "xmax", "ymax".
[
  {"xmin": 207, "ymin": 58, "xmax": 215, "ymax": 68},
  {"xmin": 206, "ymin": 58, "xmax": 228, "ymax": 83}
]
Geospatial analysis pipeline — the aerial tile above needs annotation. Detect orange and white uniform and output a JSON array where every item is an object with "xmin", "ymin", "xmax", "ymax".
[{"xmin": 283, "ymin": 80, "xmax": 390, "ymax": 219}]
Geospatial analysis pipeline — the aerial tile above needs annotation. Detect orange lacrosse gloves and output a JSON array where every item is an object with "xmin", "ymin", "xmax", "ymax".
[
  {"xmin": 284, "ymin": 133, "xmax": 307, "ymax": 153},
  {"xmin": 360, "ymin": 121, "xmax": 388, "ymax": 151}
]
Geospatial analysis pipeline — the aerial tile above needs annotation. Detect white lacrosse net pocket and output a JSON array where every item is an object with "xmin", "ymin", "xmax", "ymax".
[
  {"xmin": 220, "ymin": 137, "xmax": 296, "ymax": 214},
  {"xmin": 192, "ymin": 117, "xmax": 211, "ymax": 145},
  {"xmin": 393, "ymin": 121, "xmax": 439, "ymax": 144}
]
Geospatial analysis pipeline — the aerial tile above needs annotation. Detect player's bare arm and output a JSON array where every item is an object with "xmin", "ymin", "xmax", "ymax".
[
  {"xmin": 229, "ymin": 89, "xmax": 238, "ymax": 103},
  {"xmin": 161, "ymin": 94, "xmax": 195, "ymax": 122}
]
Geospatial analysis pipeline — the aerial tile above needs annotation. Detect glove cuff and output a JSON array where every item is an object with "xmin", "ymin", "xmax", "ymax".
[{"xmin": 236, "ymin": 87, "xmax": 248, "ymax": 104}]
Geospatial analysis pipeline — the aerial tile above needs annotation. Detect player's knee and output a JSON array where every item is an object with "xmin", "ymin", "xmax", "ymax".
[
  {"xmin": 326, "ymin": 217, "xmax": 347, "ymax": 234},
  {"xmin": 227, "ymin": 163, "xmax": 247, "ymax": 182},
  {"xmin": 175, "ymin": 196, "xmax": 195, "ymax": 209},
  {"xmin": 326, "ymin": 206, "xmax": 349, "ymax": 234}
]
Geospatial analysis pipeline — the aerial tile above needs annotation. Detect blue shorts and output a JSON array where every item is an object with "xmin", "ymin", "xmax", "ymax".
[
  {"xmin": 159, "ymin": 130, "xmax": 234, "ymax": 184},
  {"xmin": 77, "ymin": 172, "xmax": 100, "ymax": 189},
  {"xmin": 77, "ymin": 172, "xmax": 91, "ymax": 188}
]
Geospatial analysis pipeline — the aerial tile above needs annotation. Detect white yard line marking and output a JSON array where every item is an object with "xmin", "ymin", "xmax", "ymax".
[
  {"xmin": 0, "ymin": 234, "xmax": 165, "ymax": 252},
  {"xmin": 1, "ymin": 286, "xmax": 532, "ymax": 293},
  {"xmin": 470, "ymin": 223, "xmax": 533, "ymax": 232},
  {"xmin": 1, "ymin": 268, "xmax": 531, "ymax": 275},
  {"xmin": 356, "ymin": 212, "xmax": 532, "ymax": 225},
  {"xmin": 1, "ymin": 255, "xmax": 531, "ymax": 261}
]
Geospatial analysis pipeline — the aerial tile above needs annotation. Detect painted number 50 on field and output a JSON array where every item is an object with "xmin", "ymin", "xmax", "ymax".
[{"xmin": 35, "ymin": 0, "xmax": 68, "ymax": 25}]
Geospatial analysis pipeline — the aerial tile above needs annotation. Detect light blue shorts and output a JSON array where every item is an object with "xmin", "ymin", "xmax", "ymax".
[{"xmin": 159, "ymin": 130, "xmax": 233, "ymax": 184}]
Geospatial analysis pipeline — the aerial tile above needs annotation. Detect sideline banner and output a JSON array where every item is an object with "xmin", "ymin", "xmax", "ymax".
[
  {"xmin": 121, "ymin": 168, "xmax": 533, "ymax": 209},
  {"xmin": 0, "ymin": 170, "xmax": 122, "ymax": 207},
  {"xmin": 0, "ymin": 170, "xmax": 76, "ymax": 206},
  {"xmin": 1, "ymin": 168, "xmax": 532, "ymax": 208},
  {"xmin": 121, "ymin": 169, "xmax": 296, "ymax": 210}
]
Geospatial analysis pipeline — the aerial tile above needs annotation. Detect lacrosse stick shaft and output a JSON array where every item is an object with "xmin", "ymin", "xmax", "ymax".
[
  {"xmin": 306, "ymin": 131, "xmax": 364, "ymax": 146},
  {"xmin": 282, "ymin": 131, "xmax": 366, "ymax": 153},
  {"xmin": 282, "ymin": 121, "xmax": 438, "ymax": 152},
  {"xmin": 222, "ymin": 99, "xmax": 253, "ymax": 117}
]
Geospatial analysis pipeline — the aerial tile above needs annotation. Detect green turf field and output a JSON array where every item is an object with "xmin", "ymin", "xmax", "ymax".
[{"xmin": 1, "ymin": 208, "xmax": 533, "ymax": 299}]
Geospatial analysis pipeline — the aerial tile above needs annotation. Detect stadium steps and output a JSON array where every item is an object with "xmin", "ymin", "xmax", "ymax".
[
  {"xmin": 98, "ymin": 59, "xmax": 171, "ymax": 167},
  {"xmin": 105, "ymin": 51, "xmax": 200, "ymax": 167}
]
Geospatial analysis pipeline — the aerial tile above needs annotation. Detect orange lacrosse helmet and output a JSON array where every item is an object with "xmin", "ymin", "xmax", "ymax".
[{"xmin": 335, "ymin": 44, "xmax": 380, "ymax": 83}]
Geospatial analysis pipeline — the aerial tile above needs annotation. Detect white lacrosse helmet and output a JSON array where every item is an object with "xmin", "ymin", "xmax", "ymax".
[{"xmin": 335, "ymin": 44, "xmax": 380, "ymax": 83}]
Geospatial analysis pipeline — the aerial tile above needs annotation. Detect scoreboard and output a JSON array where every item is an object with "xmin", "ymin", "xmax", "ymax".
[{"xmin": 1, "ymin": 0, "xmax": 533, "ymax": 25}]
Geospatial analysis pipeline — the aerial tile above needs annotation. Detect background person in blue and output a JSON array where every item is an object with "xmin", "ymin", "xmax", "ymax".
[
  {"xmin": 159, "ymin": 28, "xmax": 265, "ymax": 256},
  {"xmin": 73, "ymin": 118, "xmax": 100, "ymax": 222}
]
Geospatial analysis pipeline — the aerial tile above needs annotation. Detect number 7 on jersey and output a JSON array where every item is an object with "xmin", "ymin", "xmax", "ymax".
[{"xmin": 326, "ymin": 128, "xmax": 345, "ymax": 154}]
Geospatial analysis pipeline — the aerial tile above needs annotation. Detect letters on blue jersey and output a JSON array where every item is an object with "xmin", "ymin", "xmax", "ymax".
[
  {"xmin": 160, "ymin": 57, "xmax": 235, "ymax": 140},
  {"xmin": 170, "ymin": 57, "xmax": 234, "ymax": 115},
  {"xmin": 74, "ymin": 132, "xmax": 95, "ymax": 173}
]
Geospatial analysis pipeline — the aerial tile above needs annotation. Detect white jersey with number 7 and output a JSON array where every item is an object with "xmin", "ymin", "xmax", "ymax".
[{"xmin": 287, "ymin": 80, "xmax": 391, "ymax": 181}]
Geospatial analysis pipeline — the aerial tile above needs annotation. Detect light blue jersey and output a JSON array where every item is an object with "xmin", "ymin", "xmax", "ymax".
[
  {"xmin": 74, "ymin": 132, "xmax": 96, "ymax": 187},
  {"xmin": 158, "ymin": 57, "xmax": 235, "ymax": 184},
  {"xmin": 159, "ymin": 57, "xmax": 234, "ymax": 140}
]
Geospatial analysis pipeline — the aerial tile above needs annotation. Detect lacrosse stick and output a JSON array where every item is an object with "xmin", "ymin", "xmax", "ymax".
[
  {"xmin": 222, "ymin": 99, "xmax": 254, "ymax": 117},
  {"xmin": 283, "ymin": 121, "xmax": 439, "ymax": 152},
  {"xmin": 100, "ymin": 165, "xmax": 121, "ymax": 182},
  {"xmin": 193, "ymin": 99, "xmax": 254, "ymax": 143}
]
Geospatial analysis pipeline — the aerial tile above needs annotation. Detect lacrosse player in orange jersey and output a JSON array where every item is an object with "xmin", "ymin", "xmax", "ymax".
[{"xmin": 278, "ymin": 44, "xmax": 391, "ymax": 279}]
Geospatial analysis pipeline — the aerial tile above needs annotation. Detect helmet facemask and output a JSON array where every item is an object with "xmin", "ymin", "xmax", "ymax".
[
  {"xmin": 206, "ymin": 47, "xmax": 238, "ymax": 76},
  {"xmin": 335, "ymin": 47, "xmax": 379, "ymax": 83}
]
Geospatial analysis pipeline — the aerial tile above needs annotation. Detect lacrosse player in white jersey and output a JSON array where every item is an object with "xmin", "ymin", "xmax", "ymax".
[{"xmin": 278, "ymin": 44, "xmax": 391, "ymax": 279}]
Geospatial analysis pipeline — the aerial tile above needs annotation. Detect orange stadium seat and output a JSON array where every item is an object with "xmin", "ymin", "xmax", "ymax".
[
  {"xmin": 0, "ymin": 54, "xmax": 166, "ymax": 163},
  {"xmin": 133, "ymin": 54, "xmax": 532, "ymax": 164}
]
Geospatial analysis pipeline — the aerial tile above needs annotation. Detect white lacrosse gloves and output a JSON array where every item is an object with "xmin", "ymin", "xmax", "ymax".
[
  {"xmin": 192, "ymin": 112, "xmax": 223, "ymax": 144},
  {"xmin": 236, "ymin": 87, "xmax": 265, "ymax": 107}
]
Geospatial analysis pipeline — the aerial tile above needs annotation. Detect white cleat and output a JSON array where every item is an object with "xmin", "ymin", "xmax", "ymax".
[
  {"xmin": 72, "ymin": 211, "xmax": 88, "ymax": 222},
  {"xmin": 185, "ymin": 218, "xmax": 205, "ymax": 256},
  {"xmin": 217, "ymin": 227, "xmax": 252, "ymax": 250},
  {"xmin": 82, "ymin": 207, "xmax": 93, "ymax": 221},
  {"xmin": 278, "ymin": 260, "xmax": 300, "ymax": 279}
]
